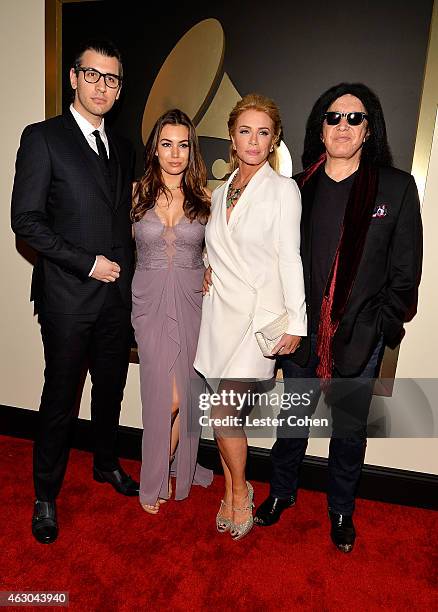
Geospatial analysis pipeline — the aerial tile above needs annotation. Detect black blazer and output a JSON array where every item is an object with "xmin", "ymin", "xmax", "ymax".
[
  {"xmin": 11, "ymin": 111, "xmax": 135, "ymax": 315},
  {"xmin": 290, "ymin": 165, "xmax": 422, "ymax": 376}
]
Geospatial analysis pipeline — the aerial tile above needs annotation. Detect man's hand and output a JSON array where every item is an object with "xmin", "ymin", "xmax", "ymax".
[
  {"xmin": 91, "ymin": 255, "xmax": 121, "ymax": 283},
  {"xmin": 202, "ymin": 266, "xmax": 213, "ymax": 295},
  {"xmin": 272, "ymin": 334, "xmax": 301, "ymax": 355}
]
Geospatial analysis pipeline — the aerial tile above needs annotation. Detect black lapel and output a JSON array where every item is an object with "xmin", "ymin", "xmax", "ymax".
[
  {"xmin": 61, "ymin": 112, "xmax": 113, "ymax": 209},
  {"xmin": 107, "ymin": 129, "xmax": 123, "ymax": 209},
  {"xmin": 296, "ymin": 168, "xmax": 320, "ymax": 272}
]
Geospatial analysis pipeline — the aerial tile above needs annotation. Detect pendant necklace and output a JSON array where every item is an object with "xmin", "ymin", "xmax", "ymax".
[
  {"xmin": 226, "ymin": 173, "xmax": 249, "ymax": 209},
  {"xmin": 157, "ymin": 183, "xmax": 181, "ymax": 209}
]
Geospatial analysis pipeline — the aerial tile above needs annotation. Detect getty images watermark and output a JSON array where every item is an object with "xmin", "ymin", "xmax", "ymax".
[
  {"xmin": 198, "ymin": 389, "xmax": 329, "ymax": 429},
  {"xmin": 190, "ymin": 378, "xmax": 438, "ymax": 438}
]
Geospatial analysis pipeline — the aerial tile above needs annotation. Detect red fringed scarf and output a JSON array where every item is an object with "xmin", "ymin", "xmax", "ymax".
[{"xmin": 297, "ymin": 155, "xmax": 379, "ymax": 380}]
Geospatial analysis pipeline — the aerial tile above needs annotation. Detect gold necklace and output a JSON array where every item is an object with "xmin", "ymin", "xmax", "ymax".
[{"xmin": 166, "ymin": 184, "xmax": 181, "ymax": 191}]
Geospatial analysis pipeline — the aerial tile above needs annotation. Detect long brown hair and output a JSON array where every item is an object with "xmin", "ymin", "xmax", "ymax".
[
  {"xmin": 131, "ymin": 109, "xmax": 210, "ymax": 224},
  {"xmin": 227, "ymin": 93, "xmax": 282, "ymax": 172}
]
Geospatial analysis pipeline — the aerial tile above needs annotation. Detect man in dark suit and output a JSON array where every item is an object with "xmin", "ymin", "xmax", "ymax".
[
  {"xmin": 11, "ymin": 40, "xmax": 139, "ymax": 544},
  {"xmin": 255, "ymin": 83, "xmax": 422, "ymax": 552}
]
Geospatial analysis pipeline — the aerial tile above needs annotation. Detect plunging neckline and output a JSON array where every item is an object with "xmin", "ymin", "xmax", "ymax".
[
  {"xmin": 226, "ymin": 196, "xmax": 242, "ymax": 225},
  {"xmin": 224, "ymin": 166, "xmax": 259, "ymax": 228},
  {"xmin": 223, "ymin": 162, "xmax": 271, "ymax": 228},
  {"xmin": 224, "ymin": 169, "xmax": 241, "ymax": 227},
  {"xmin": 153, "ymin": 207, "xmax": 186, "ymax": 228}
]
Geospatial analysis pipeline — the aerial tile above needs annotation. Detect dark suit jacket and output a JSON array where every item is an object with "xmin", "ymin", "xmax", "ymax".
[
  {"xmin": 11, "ymin": 111, "xmax": 135, "ymax": 315},
  {"xmin": 291, "ymin": 165, "xmax": 423, "ymax": 376}
]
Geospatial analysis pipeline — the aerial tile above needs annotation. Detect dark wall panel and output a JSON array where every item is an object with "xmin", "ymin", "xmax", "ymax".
[{"xmin": 62, "ymin": 0, "xmax": 433, "ymax": 176}]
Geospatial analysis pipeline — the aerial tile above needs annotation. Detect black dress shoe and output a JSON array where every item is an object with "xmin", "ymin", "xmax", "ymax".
[
  {"xmin": 329, "ymin": 511, "xmax": 356, "ymax": 553},
  {"xmin": 93, "ymin": 466, "xmax": 139, "ymax": 496},
  {"xmin": 32, "ymin": 500, "xmax": 58, "ymax": 544},
  {"xmin": 254, "ymin": 494, "xmax": 296, "ymax": 527}
]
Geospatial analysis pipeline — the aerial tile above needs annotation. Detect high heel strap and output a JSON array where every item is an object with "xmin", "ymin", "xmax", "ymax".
[
  {"xmin": 232, "ymin": 500, "xmax": 255, "ymax": 512},
  {"xmin": 230, "ymin": 482, "xmax": 254, "ymax": 541},
  {"xmin": 233, "ymin": 481, "xmax": 254, "ymax": 511}
]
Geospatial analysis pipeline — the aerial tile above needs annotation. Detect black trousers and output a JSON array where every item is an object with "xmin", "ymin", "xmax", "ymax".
[
  {"xmin": 271, "ymin": 334, "xmax": 384, "ymax": 515},
  {"xmin": 34, "ymin": 284, "xmax": 132, "ymax": 501}
]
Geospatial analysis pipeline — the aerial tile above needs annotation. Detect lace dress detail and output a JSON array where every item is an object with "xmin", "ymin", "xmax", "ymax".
[
  {"xmin": 135, "ymin": 209, "xmax": 205, "ymax": 270},
  {"xmin": 132, "ymin": 208, "xmax": 212, "ymax": 505}
]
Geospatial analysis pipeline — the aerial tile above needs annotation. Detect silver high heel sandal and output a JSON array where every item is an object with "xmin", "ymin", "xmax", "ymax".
[
  {"xmin": 230, "ymin": 481, "xmax": 254, "ymax": 541},
  {"xmin": 216, "ymin": 499, "xmax": 233, "ymax": 533}
]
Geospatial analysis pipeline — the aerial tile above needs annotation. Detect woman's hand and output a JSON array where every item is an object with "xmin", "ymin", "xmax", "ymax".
[
  {"xmin": 202, "ymin": 266, "xmax": 213, "ymax": 295},
  {"xmin": 272, "ymin": 334, "xmax": 301, "ymax": 355}
]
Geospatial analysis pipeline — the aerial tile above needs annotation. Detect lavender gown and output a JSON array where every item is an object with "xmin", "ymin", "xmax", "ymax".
[{"xmin": 132, "ymin": 208, "xmax": 213, "ymax": 505}]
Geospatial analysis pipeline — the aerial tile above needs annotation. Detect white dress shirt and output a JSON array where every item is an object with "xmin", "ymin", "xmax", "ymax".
[
  {"xmin": 69, "ymin": 104, "xmax": 109, "ymax": 157},
  {"xmin": 69, "ymin": 104, "xmax": 110, "ymax": 276}
]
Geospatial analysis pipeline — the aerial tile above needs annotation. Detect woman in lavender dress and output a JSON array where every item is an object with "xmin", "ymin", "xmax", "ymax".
[{"xmin": 132, "ymin": 109, "xmax": 212, "ymax": 514}]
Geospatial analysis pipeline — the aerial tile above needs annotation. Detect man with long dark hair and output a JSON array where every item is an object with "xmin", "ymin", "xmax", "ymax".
[
  {"xmin": 255, "ymin": 83, "xmax": 422, "ymax": 552},
  {"xmin": 11, "ymin": 40, "xmax": 139, "ymax": 544}
]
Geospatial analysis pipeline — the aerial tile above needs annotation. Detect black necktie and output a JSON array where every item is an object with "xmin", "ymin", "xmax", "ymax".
[{"xmin": 92, "ymin": 130, "xmax": 109, "ymax": 165}]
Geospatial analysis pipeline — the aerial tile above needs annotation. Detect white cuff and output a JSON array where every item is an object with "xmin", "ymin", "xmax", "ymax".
[{"xmin": 88, "ymin": 256, "xmax": 98, "ymax": 277}]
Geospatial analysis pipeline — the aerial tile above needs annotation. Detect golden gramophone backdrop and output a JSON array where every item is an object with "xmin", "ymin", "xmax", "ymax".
[
  {"xmin": 60, "ymin": 0, "xmax": 433, "ymax": 181},
  {"xmin": 59, "ymin": 0, "xmax": 434, "ymax": 385}
]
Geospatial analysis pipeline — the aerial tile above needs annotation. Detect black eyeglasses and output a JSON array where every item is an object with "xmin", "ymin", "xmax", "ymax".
[
  {"xmin": 75, "ymin": 66, "xmax": 122, "ymax": 89},
  {"xmin": 324, "ymin": 111, "xmax": 368, "ymax": 126}
]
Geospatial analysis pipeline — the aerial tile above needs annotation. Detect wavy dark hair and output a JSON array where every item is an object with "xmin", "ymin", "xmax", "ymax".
[
  {"xmin": 132, "ymin": 109, "xmax": 210, "ymax": 224},
  {"xmin": 302, "ymin": 82, "xmax": 393, "ymax": 169}
]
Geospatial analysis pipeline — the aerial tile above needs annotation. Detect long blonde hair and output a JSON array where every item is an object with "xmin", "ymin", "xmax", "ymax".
[{"xmin": 227, "ymin": 93, "xmax": 282, "ymax": 172}]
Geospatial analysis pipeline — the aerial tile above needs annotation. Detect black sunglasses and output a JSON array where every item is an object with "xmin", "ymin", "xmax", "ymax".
[{"xmin": 324, "ymin": 111, "xmax": 368, "ymax": 126}]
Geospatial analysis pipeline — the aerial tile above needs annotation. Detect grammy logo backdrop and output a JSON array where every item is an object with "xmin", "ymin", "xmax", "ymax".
[
  {"xmin": 60, "ymin": 0, "xmax": 433, "ymax": 381},
  {"xmin": 61, "ymin": 0, "xmax": 433, "ymax": 180}
]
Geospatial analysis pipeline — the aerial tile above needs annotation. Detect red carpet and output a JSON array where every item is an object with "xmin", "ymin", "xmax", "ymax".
[{"xmin": 1, "ymin": 434, "xmax": 437, "ymax": 611}]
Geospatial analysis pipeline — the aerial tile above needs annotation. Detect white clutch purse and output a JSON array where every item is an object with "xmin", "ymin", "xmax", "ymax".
[{"xmin": 255, "ymin": 312, "xmax": 289, "ymax": 357}]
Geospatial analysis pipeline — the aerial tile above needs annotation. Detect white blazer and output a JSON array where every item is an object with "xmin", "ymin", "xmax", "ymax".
[{"xmin": 194, "ymin": 161, "xmax": 307, "ymax": 380}]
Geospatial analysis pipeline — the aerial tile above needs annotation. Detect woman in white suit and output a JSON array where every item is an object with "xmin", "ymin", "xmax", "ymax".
[{"xmin": 194, "ymin": 93, "xmax": 307, "ymax": 539}]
